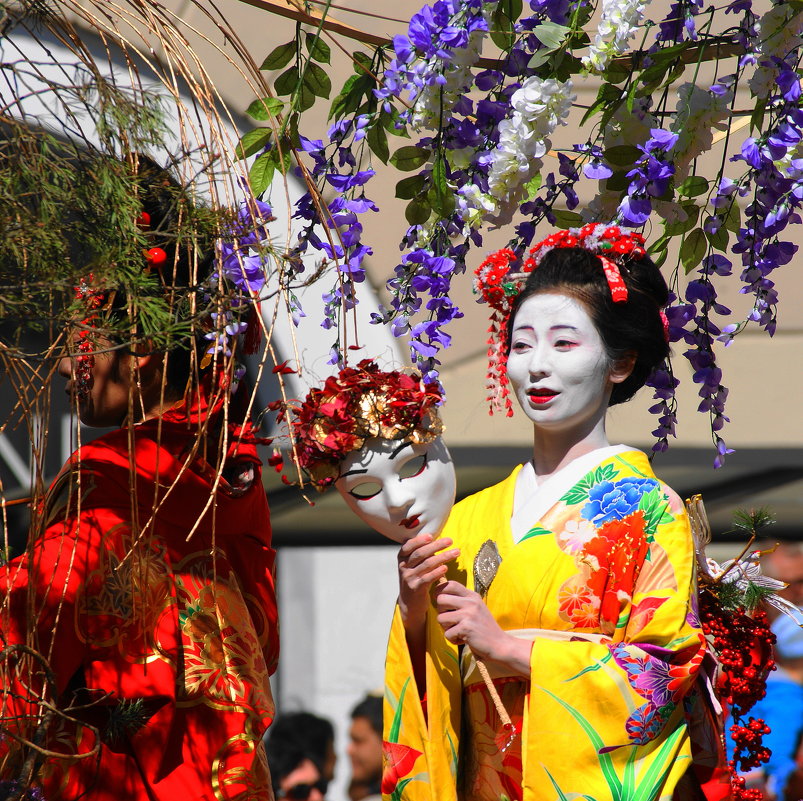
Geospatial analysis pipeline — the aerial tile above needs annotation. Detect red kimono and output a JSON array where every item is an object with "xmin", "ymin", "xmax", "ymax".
[{"xmin": 0, "ymin": 404, "xmax": 279, "ymax": 800}]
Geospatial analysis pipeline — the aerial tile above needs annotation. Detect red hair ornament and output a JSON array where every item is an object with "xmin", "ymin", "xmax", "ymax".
[{"xmin": 474, "ymin": 224, "xmax": 648, "ymax": 416}]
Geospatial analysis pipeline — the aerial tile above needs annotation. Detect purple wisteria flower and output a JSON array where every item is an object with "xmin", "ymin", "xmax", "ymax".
[{"xmin": 618, "ymin": 129, "xmax": 678, "ymax": 226}]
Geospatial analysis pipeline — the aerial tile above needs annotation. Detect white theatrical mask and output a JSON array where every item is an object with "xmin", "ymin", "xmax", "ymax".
[
  {"xmin": 335, "ymin": 436, "xmax": 456, "ymax": 544},
  {"xmin": 506, "ymin": 293, "xmax": 631, "ymax": 437}
]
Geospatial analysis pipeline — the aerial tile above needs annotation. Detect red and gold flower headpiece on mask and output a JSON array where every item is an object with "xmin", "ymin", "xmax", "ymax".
[
  {"xmin": 282, "ymin": 360, "xmax": 444, "ymax": 491},
  {"xmin": 473, "ymin": 224, "xmax": 649, "ymax": 418}
]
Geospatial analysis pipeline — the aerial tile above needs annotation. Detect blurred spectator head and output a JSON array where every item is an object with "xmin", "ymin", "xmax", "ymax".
[
  {"xmin": 347, "ymin": 694, "xmax": 383, "ymax": 800},
  {"xmin": 265, "ymin": 712, "xmax": 334, "ymax": 800},
  {"xmin": 772, "ymin": 613, "xmax": 803, "ymax": 676},
  {"xmin": 761, "ymin": 542, "xmax": 803, "ymax": 613}
]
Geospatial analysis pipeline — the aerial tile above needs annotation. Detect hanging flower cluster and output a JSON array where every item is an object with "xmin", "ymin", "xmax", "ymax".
[{"xmin": 583, "ymin": 0, "xmax": 648, "ymax": 73}]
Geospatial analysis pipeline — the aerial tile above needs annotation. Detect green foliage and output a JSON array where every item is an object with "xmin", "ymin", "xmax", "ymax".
[
  {"xmin": 732, "ymin": 507, "xmax": 776, "ymax": 537},
  {"xmin": 260, "ymin": 41, "xmax": 296, "ymax": 71},
  {"xmin": 245, "ymin": 97, "xmax": 284, "ymax": 121},
  {"xmin": 390, "ymin": 145, "xmax": 431, "ymax": 171},
  {"xmin": 304, "ymin": 31, "xmax": 331, "ymax": 64},
  {"xmin": 102, "ymin": 698, "xmax": 152, "ymax": 744},
  {"xmin": 680, "ymin": 228, "xmax": 708, "ymax": 272},
  {"xmin": 490, "ymin": 0, "xmax": 523, "ymax": 50}
]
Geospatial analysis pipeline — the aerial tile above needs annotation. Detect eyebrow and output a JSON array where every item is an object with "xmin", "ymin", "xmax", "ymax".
[
  {"xmin": 340, "ymin": 441, "xmax": 411, "ymax": 478},
  {"xmin": 513, "ymin": 324, "xmax": 580, "ymax": 333},
  {"xmin": 339, "ymin": 467, "xmax": 369, "ymax": 478},
  {"xmin": 389, "ymin": 441, "xmax": 411, "ymax": 459}
]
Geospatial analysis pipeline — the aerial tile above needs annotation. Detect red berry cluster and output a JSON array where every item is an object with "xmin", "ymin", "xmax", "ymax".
[{"xmin": 699, "ymin": 592, "xmax": 776, "ymax": 800}]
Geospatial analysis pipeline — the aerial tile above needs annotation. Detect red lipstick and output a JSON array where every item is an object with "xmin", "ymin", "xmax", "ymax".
[
  {"xmin": 528, "ymin": 389, "xmax": 557, "ymax": 404},
  {"xmin": 400, "ymin": 515, "xmax": 420, "ymax": 530}
]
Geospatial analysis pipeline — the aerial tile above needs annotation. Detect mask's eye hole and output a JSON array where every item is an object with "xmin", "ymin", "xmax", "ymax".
[
  {"xmin": 349, "ymin": 481, "xmax": 382, "ymax": 500},
  {"xmin": 398, "ymin": 454, "xmax": 427, "ymax": 480}
]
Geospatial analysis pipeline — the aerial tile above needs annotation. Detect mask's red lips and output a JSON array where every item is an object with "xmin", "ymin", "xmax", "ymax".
[{"xmin": 400, "ymin": 515, "xmax": 420, "ymax": 530}]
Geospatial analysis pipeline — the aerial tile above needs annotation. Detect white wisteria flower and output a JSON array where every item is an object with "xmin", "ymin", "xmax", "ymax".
[
  {"xmin": 583, "ymin": 0, "xmax": 647, "ymax": 74},
  {"xmin": 749, "ymin": 3, "xmax": 803, "ymax": 100},
  {"xmin": 481, "ymin": 76, "xmax": 574, "ymax": 221},
  {"xmin": 671, "ymin": 81, "xmax": 734, "ymax": 179}
]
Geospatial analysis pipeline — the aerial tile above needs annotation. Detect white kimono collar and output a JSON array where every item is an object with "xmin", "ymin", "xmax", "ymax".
[{"xmin": 510, "ymin": 444, "xmax": 637, "ymax": 544}]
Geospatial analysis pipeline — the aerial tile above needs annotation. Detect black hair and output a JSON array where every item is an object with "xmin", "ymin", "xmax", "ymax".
[
  {"xmin": 506, "ymin": 246, "xmax": 669, "ymax": 406},
  {"xmin": 264, "ymin": 712, "xmax": 332, "ymax": 792},
  {"xmin": 350, "ymin": 694, "xmax": 383, "ymax": 737}
]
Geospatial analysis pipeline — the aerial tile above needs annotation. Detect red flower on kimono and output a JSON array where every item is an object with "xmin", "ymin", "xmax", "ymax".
[
  {"xmin": 381, "ymin": 741, "xmax": 422, "ymax": 795},
  {"xmin": 583, "ymin": 512, "xmax": 649, "ymax": 628}
]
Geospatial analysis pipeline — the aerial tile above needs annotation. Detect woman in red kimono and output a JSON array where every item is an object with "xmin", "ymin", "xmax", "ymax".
[{"xmin": 0, "ymin": 159, "xmax": 279, "ymax": 800}]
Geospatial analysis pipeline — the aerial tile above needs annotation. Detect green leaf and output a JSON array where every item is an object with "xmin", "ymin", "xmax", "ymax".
[
  {"xmin": 605, "ymin": 144, "xmax": 642, "ymax": 167},
  {"xmin": 245, "ymin": 97, "xmax": 284, "ymax": 121},
  {"xmin": 680, "ymin": 228, "xmax": 708, "ymax": 273},
  {"xmin": 260, "ymin": 41, "xmax": 296, "ymax": 71},
  {"xmin": 234, "ymin": 128, "xmax": 273, "ymax": 161},
  {"xmin": 366, "ymin": 122, "xmax": 389, "ymax": 164},
  {"xmin": 705, "ymin": 222, "xmax": 729, "ymax": 251},
  {"xmin": 520, "ymin": 525, "xmax": 551, "ymax": 542},
  {"xmin": 532, "ymin": 20, "xmax": 571, "ymax": 49},
  {"xmin": 604, "ymin": 59, "xmax": 631, "ymax": 84},
  {"xmin": 428, "ymin": 157, "xmax": 454, "ymax": 217},
  {"xmin": 582, "ymin": 83, "xmax": 622, "ymax": 125},
  {"xmin": 594, "ymin": 463, "xmax": 618, "ymax": 482},
  {"xmin": 551, "ymin": 209, "xmax": 583, "ymax": 227},
  {"xmin": 304, "ymin": 32, "xmax": 331, "ymax": 64},
  {"xmin": 677, "ymin": 175, "xmax": 709, "ymax": 198},
  {"xmin": 527, "ymin": 48, "xmax": 554, "ymax": 70},
  {"xmin": 395, "ymin": 174, "xmax": 426, "ymax": 200},
  {"xmin": 328, "ymin": 73, "xmax": 373, "ymax": 121},
  {"xmin": 274, "ymin": 65, "xmax": 300, "ymax": 97},
  {"xmin": 490, "ymin": 0, "xmax": 522, "ymax": 50},
  {"xmin": 390, "ymin": 145, "xmax": 430, "ymax": 172},
  {"xmin": 664, "ymin": 202, "xmax": 699, "ymax": 236},
  {"xmin": 381, "ymin": 106, "xmax": 408, "ymax": 136},
  {"xmin": 604, "ymin": 170, "xmax": 629, "ymax": 191},
  {"xmin": 524, "ymin": 172, "xmax": 542, "ymax": 200},
  {"xmin": 352, "ymin": 51, "xmax": 373, "ymax": 74},
  {"xmin": 405, "ymin": 196, "xmax": 431, "ymax": 226},
  {"xmin": 647, "ymin": 233, "xmax": 671, "ymax": 254},
  {"xmin": 304, "ymin": 61, "xmax": 331, "ymax": 99},
  {"xmin": 723, "ymin": 199, "xmax": 741, "ymax": 233},
  {"xmin": 293, "ymin": 81, "xmax": 317, "ymax": 112},
  {"xmin": 249, "ymin": 150, "xmax": 276, "ymax": 196},
  {"xmin": 388, "ymin": 677, "xmax": 409, "ymax": 742}
]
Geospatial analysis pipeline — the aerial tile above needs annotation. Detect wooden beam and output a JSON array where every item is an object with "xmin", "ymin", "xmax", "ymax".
[{"xmin": 236, "ymin": 0, "xmax": 390, "ymax": 47}]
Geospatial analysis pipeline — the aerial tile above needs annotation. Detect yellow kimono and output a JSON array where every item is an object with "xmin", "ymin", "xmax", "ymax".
[{"xmin": 383, "ymin": 448, "xmax": 717, "ymax": 801}]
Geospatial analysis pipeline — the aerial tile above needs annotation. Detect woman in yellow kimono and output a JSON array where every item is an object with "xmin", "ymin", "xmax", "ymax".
[{"xmin": 383, "ymin": 226, "xmax": 726, "ymax": 801}]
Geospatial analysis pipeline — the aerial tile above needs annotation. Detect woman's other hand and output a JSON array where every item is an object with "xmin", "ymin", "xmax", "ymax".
[
  {"xmin": 397, "ymin": 533, "xmax": 459, "ymax": 632},
  {"xmin": 434, "ymin": 581, "xmax": 533, "ymax": 677}
]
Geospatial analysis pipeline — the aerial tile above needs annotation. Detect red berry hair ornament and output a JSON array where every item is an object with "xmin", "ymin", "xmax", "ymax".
[{"xmin": 474, "ymin": 224, "xmax": 648, "ymax": 416}]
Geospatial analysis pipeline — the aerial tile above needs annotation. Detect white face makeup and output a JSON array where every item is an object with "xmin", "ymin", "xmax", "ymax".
[
  {"xmin": 335, "ymin": 436, "xmax": 456, "ymax": 544},
  {"xmin": 506, "ymin": 293, "xmax": 624, "ymax": 436}
]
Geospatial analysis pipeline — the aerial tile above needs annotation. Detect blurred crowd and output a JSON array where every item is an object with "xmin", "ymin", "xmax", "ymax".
[{"xmin": 264, "ymin": 695, "xmax": 383, "ymax": 801}]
